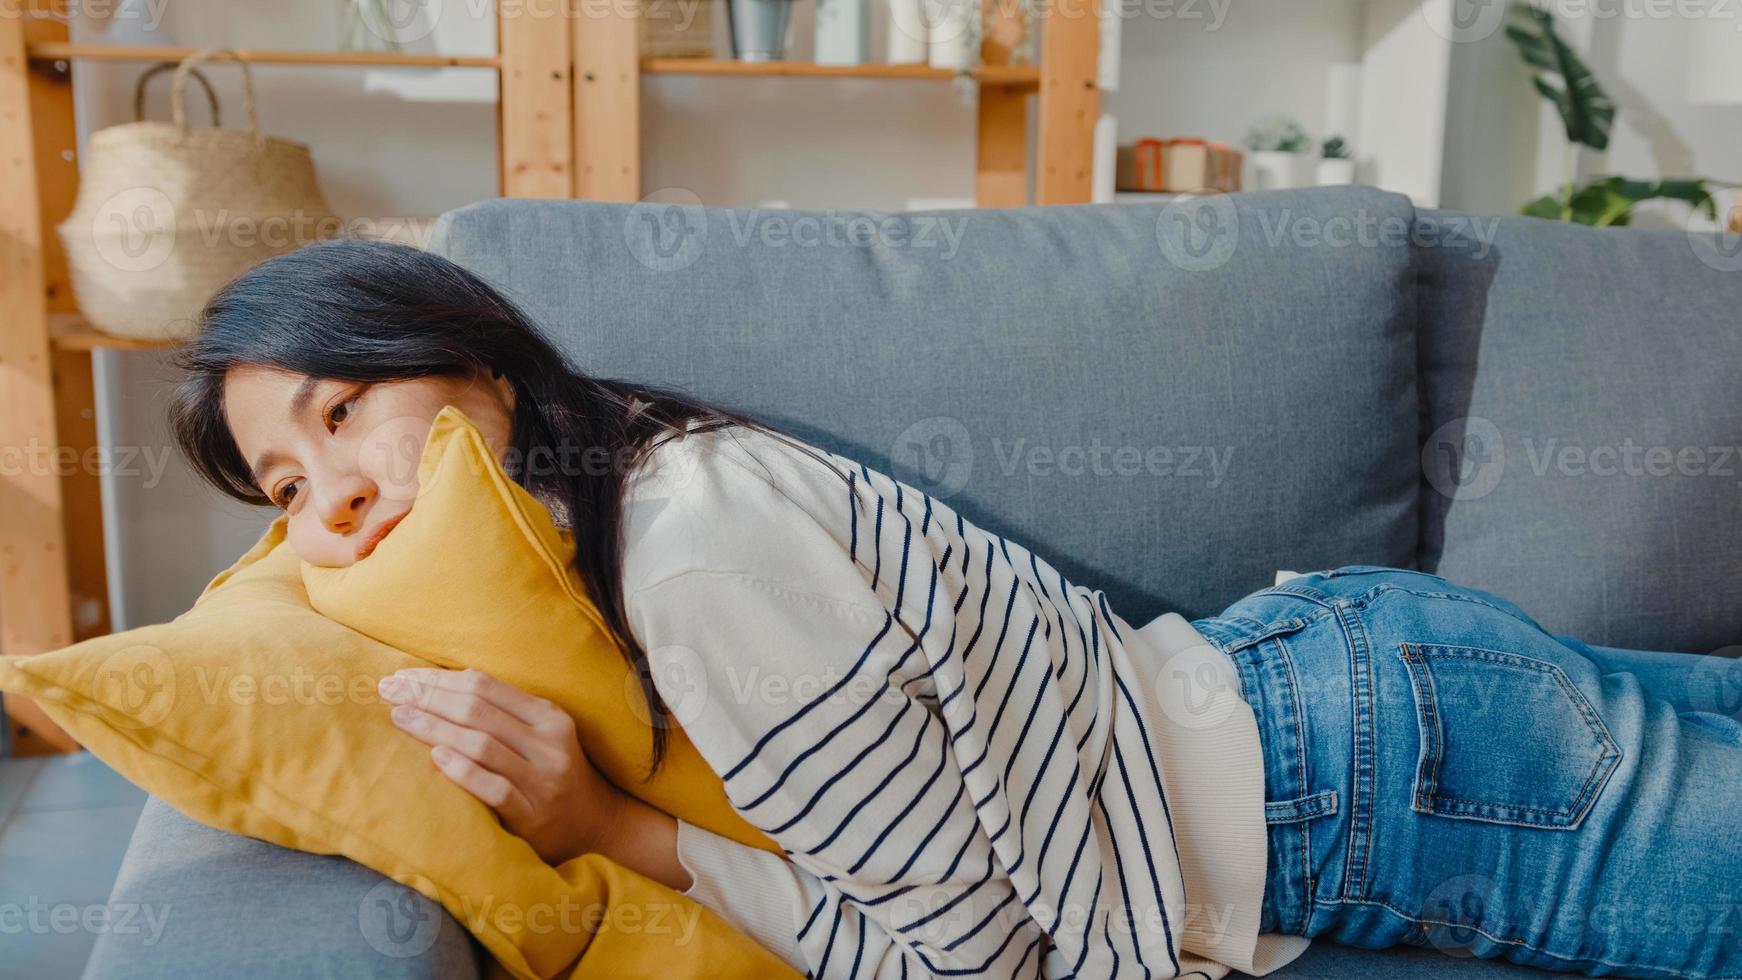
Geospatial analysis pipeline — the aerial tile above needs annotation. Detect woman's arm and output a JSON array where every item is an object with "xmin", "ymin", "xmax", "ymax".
[{"xmin": 376, "ymin": 661, "xmax": 828, "ymax": 974}]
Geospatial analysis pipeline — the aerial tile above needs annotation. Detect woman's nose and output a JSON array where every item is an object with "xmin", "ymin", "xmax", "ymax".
[{"xmin": 318, "ymin": 477, "xmax": 376, "ymax": 533}]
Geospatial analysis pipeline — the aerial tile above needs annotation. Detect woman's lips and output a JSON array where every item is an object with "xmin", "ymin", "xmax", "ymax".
[{"xmin": 355, "ymin": 511, "xmax": 408, "ymax": 561}]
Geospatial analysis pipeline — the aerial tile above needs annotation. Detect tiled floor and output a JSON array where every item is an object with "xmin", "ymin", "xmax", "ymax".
[{"xmin": 0, "ymin": 752, "xmax": 147, "ymax": 979}]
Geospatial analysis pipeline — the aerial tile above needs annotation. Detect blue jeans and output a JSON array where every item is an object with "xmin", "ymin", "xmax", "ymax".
[{"xmin": 1190, "ymin": 565, "xmax": 1742, "ymax": 979}]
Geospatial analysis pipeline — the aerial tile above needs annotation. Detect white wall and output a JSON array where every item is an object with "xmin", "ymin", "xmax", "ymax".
[
  {"xmin": 1106, "ymin": 0, "xmax": 1368, "ymax": 179},
  {"xmin": 1566, "ymin": 4, "xmax": 1742, "ymax": 228},
  {"xmin": 1438, "ymin": 0, "xmax": 1742, "ymax": 224},
  {"xmin": 1438, "ymin": 1, "xmax": 1542, "ymax": 215}
]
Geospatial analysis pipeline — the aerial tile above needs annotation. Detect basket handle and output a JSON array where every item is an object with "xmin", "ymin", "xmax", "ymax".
[
  {"xmin": 171, "ymin": 48, "xmax": 264, "ymax": 149},
  {"xmin": 134, "ymin": 62, "xmax": 221, "ymax": 126}
]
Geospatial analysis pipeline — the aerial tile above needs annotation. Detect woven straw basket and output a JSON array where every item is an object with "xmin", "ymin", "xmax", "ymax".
[{"xmin": 57, "ymin": 48, "xmax": 341, "ymax": 341}]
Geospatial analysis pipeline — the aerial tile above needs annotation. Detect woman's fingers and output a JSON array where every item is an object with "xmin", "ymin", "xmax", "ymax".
[
  {"xmin": 379, "ymin": 666, "xmax": 612, "ymax": 866},
  {"xmin": 382, "ymin": 668, "xmax": 567, "ymax": 767},
  {"xmin": 389, "ymin": 700, "xmax": 531, "ymax": 778},
  {"xmin": 394, "ymin": 667, "xmax": 556, "ymax": 729},
  {"xmin": 430, "ymin": 743, "xmax": 534, "ymax": 819}
]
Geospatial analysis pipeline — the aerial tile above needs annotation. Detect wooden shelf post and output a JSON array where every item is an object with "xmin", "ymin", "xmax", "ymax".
[
  {"xmin": 498, "ymin": 0, "xmax": 575, "ymax": 198},
  {"xmin": 573, "ymin": 1, "xmax": 641, "ymax": 202},
  {"xmin": 1035, "ymin": 0, "xmax": 1099, "ymax": 204},
  {"xmin": 1, "ymin": 5, "xmax": 81, "ymax": 755},
  {"xmin": 975, "ymin": 0, "xmax": 1029, "ymax": 207}
]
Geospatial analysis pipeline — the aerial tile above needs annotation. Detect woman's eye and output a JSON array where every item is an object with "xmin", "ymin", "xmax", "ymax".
[
  {"xmin": 327, "ymin": 394, "xmax": 358, "ymax": 430},
  {"xmin": 272, "ymin": 480, "xmax": 301, "ymax": 509}
]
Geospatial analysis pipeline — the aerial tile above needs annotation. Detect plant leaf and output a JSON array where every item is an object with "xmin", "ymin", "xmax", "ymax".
[
  {"xmin": 1506, "ymin": 6, "xmax": 1614, "ymax": 151},
  {"xmin": 1652, "ymin": 179, "xmax": 1718, "ymax": 217},
  {"xmin": 1555, "ymin": 176, "xmax": 1717, "ymax": 226},
  {"xmin": 1567, "ymin": 178, "xmax": 1633, "ymax": 226},
  {"xmin": 1520, "ymin": 194, "xmax": 1568, "ymax": 220}
]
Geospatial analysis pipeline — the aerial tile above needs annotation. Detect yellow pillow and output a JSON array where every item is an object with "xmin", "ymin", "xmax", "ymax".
[
  {"xmin": 0, "ymin": 405, "xmax": 794, "ymax": 980},
  {"xmin": 302, "ymin": 406, "xmax": 775, "ymax": 856}
]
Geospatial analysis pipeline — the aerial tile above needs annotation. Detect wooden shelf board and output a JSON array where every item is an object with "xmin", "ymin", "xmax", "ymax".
[
  {"xmin": 49, "ymin": 314, "xmax": 181, "ymax": 352},
  {"xmin": 640, "ymin": 58, "xmax": 1040, "ymax": 88},
  {"xmin": 26, "ymin": 43, "xmax": 500, "ymax": 69}
]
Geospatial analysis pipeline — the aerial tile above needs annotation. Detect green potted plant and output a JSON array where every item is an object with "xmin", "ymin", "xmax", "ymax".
[
  {"xmin": 1245, "ymin": 115, "xmax": 1312, "ymax": 190},
  {"xmin": 1317, "ymin": 135, "xmax": 1355, "ymax": 186},
  {"xmin": 1506, "ymin": 6, "xmax": 1716, "ymax": 225}
]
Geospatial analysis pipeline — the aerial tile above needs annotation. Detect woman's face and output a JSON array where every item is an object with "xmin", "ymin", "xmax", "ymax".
[{"xmin": 223, "ymin": 365, "xmax": 516, "ymax": 567}]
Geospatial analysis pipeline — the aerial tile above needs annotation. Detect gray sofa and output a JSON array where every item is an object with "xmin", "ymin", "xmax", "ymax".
[{"xmin": 84, "ymin": 186, "xmax": 1742, "ymax": 979}]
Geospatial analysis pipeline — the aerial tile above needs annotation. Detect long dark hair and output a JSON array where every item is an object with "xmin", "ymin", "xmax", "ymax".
[{"xmin": 168, "ymin": 236, "xmax": 841, "ymax": 775}]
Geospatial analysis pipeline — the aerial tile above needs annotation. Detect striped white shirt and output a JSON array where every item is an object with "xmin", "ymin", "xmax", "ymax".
[{"xmin": 620, "ymin": 423, "xmax": 1305, "ymax": 979}]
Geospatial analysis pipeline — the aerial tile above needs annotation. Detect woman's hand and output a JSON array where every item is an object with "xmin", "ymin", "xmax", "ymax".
[
  {"xmin": 378, "ymin": 667, "xmax": 679, "ymax": 875},
  {"xmin": 377, "ymin": 667, "xmax": 692, "ymax": 890}
]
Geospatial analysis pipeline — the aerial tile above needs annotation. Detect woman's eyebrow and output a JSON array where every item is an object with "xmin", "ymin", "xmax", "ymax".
[
  {"xmin": 249, "ymin": 451, "xmax": 290, "ymax": 488},
  {"xmin": 248, "ymin": 377, "xmax": 324, "ymax": 486},
  {"xmin": 286, "ymin": 376, "xmax": 323, "ymax": 420}
]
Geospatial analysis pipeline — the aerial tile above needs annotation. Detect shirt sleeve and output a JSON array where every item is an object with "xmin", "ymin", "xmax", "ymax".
[
  {"xmin": 630, "ymin": 567, "xmax": 1046, "ymax": 980},
  {"xmin": 675, "ymin": 818, "xmax": 810, "ymax": 972}
]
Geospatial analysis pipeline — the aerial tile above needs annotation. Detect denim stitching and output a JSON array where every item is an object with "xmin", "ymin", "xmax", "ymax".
[
  {"xmin": 1272, "ymin": 632, "xmax": 1317, "ymax": 935},
  {"xmin": 1398, "ymin": 642, "xmax": 1623, "ymax": 829},
  {"xmin": 1202, "ymin": 614, "xmax": 1320, "ymax": 654},
  {"xmin": 1258, "ymin": 584, "xmax": 1341, "ymax": 607},
  {"xmin": 1262, "ymin": 789, "xmax": 1338, "ymax": 823},
  {"xmin": 1396, "ymin": 644, "xmax": 1446, "ymax": 809},
  {"xmin": 1335, "ymin": 598, "xmax": 1378, "ymax": 901}
]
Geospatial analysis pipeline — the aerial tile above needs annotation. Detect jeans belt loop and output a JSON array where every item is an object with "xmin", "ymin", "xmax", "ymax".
[{"xmin": 1264, "ymin": 789, "xmax": 1339, "ymax": 825}]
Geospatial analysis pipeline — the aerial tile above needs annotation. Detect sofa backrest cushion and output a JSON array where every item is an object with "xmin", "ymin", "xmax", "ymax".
[
  {"xmin": 430, "ymin": 186, "xmax": 1423, "ymax": 622},
  {"xmin": 1416, "ymin": 210, "xmax": 1742, "ymax": 651}
]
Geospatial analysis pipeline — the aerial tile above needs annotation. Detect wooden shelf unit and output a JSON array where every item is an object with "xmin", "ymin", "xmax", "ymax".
[
  {"xmin": 24, "ymin": 42, "xmax": 502, "ymax": 68},
  {"xmin": 638, "ymin": 56, "xmax": 1041, "ymax": 88},
  {"xmin": 1, "ymin": 1, "xmax": 1099, "ymax": 754}
]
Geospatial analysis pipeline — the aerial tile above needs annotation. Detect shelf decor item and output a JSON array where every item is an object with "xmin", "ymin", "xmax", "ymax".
[
  {"xmin": 1316, "ymin": 134, "xmax": 1355, "ymax": 186},
  {"xmin": 56, "ymin": 48, "xmax": 342, "ymax": 341},
  {"xmin": 926, "ymin": 0, "xmax": 976, "ymax": 72},
  {"xmin": 641, "ymin": 0, "xmax": 715, "ymax": 58},
  {"xmin": 1244, "ymin": 115, "xmax": 1311, "ymax": 191},
  {"xmin": 727, "ymin": 0, "xmax": 795, "ymax": 61},
  {"xmin": 338, "ymin": 0, "xmax": 403, "ymax": 53},
  {"xmin": 884, "ymin": 0, "xmax": 927, "ymax": 63},
  {"xmin": 1117, "ymin": 137, "xmax": 1166, "ymax": 191},
  {"xmin": 815, "ymin": 0, "xmax": 869, "ymax": 65},
  {"xmin": 1115, "ymin": 137, "xmax": 1242, "ymax": 193},
  {"xmin": 1198, "ymin": 140, "xmax": 1243, "ymax": 192}
]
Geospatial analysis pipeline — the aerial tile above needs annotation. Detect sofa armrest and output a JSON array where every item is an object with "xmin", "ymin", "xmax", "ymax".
[{"xmin": 82, "ymin": 796, "xmax": 482, "ymax": 980}]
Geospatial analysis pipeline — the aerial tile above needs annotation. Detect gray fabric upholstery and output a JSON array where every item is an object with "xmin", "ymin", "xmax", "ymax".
[
  {"xmin": 80, "ymin": 797, "xmax": 480, "ymax": 980},
  {"xmin": 1415, "ymin": 210, "xmax": 1742, "ymax": 652},
  {"xmin": 429, "ymin": 186, "xmax": 1424, "ymax": 624}
]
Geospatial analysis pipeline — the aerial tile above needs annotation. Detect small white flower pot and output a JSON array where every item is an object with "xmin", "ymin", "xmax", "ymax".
[
  {"xmin": 816, "ymin": 0, "xmax": 869, "ymax": 66},
  {"xmin": 884, "ymin": 0, "xmax": 927, "ymax": 63},
  {"xmin": 926, "ymin": 0, "xmax": 974, "ymax": 71},
  {"xmin": 1250, "ymin": 150, "xmax": 1303, "ymax": 191},
  {"xmin": 1316, "ymin": 158, "xmax": 1357, "ymax": 186}
]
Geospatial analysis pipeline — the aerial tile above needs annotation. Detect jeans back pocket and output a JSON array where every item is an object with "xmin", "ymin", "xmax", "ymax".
[{"xmin": 1396, "ymin": 643, "xmax": 1621, "ymax": 830}]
